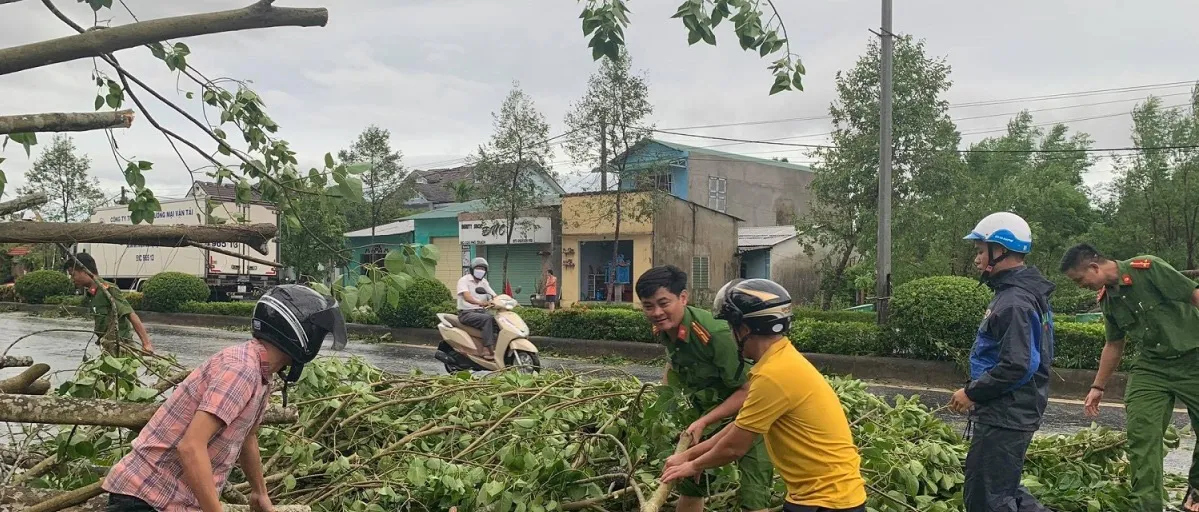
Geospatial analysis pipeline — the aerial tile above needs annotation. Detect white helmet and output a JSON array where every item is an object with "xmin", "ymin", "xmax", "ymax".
[{"xmin": 963, "ymin": 212, "xmax": 1032, "ymax": 254}]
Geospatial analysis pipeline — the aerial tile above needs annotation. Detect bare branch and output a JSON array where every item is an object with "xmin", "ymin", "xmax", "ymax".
[
  {"xmin": 0, "ymin": 486, "xmax": 313, "ymax": 511},
  {"xmin": 1184, "ymin": 269, "xmax": 1198, "ymax": 278},
  {"xmin": 0, "ymin": 222, "xmax": 276, "ymax": 254},
  {"xmin": 0, "ymin": 394, "xmax": 297, "ymax": 428},
  {"xmin": 0, "ymin": 2, "xmax": 328, "ymax": 75},
  {"xmin": 0, "ymin": 0, "xmax": 26, "ymax": 5},
  {"xmin": 0, "ymin": 193, "xmax": 48, "ymax": 217},
  {"xmin": 187, "ymin": 240, "xmax": 281, "ymax": 268},
  {"xmin": 0, "ymin": 110, "xmax": 134, "ymax": 135},
  {"xmin": 0, "ymin": 356, "xmax": 34, "ymax": 368}
]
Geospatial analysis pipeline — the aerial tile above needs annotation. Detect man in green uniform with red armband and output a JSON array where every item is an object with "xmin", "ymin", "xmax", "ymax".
[
  {"xmin": 635, "ymin": 265, "xmax": 774, "ymax": 512},
  {"xmin": 1061, "ymin": 244, "xmax": 1199, "ymax": 511}
]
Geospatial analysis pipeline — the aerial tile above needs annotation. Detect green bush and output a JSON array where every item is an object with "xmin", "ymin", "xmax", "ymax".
[
  {"xmin": 379, "ymin": 278, "xmax": 454, "ymax": 329},
  {"xmin": 1051, "ymin": 321, "xmax": 1131, "ymax": 371},
  {"xmin": 790, "ymin": 319, "xmax": 885, "ymax": 356},
  {"xmin": 546, "ymin": 307, "xmax": 654, "ymax": 343},
  {"xmin": 793, "ymin": 308, "xmax": 877, "ymax": 324},
  {"xmin": 14, "ymin": 270, "xmax": 74, "ymax": 304},
  {"xmin": 518, "ymin": 307, "xmax": 550, "ymax": 336},
  {"xmin": 178, "ymin": 300, "xmax": 256, "ymax": 317},
  {"xmin": 890, "ymin": 276, "xmax": 993, "ymax": 361},
  {"xmin": 124, "ymin": 291, "xmax": 143, "ymax": 310},
  {"xmin": 142, "ymin": 272, "xmax": 210, "ymax": 312},
  {"xmin": 44, "ymin": 295, "xmax": 85, "ymax": 306}
]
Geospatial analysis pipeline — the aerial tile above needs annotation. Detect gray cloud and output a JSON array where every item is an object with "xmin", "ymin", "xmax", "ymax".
[{"xmin": 2, "ymin": 0, "xmax": 1197, "ymax": 201}]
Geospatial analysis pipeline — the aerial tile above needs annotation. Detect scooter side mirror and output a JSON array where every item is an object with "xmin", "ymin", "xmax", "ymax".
[
  {"xmin": 514, "ymin": 286, "xmax": 522, "ymax": 294},
  {"xmin": 475, "ymin": 287, "xmax": 487, "ymax": 294}
]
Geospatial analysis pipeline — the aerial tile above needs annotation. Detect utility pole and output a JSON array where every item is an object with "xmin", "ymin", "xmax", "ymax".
[
  {"xmin": 599, "ymin": 118, "xmax": 609, "ymax": 192},
  {"xmin": 875, "ymin": 0, "xmax": 894, "ymax": 325}
]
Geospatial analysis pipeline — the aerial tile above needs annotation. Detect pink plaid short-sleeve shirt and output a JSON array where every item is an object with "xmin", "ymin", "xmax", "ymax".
[{"xmin": 103, "ymin": 340, "xmax": 272, "ymax": 511}]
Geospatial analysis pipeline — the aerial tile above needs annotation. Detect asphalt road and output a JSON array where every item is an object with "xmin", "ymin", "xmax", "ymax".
[{"xmin": 2, "ymin": 311, "xmax": 1194, "ymax": 472}]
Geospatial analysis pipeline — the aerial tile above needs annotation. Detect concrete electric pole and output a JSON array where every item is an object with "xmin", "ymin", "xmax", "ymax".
[{"xmin": 875, "ymin": 0, "xmax": 894, "ymax": 325}]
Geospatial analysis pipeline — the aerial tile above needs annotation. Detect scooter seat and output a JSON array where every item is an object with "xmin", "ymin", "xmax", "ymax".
[{"xmin": 440, "ymin": 314, "xmax": 484, "ymax": 339}]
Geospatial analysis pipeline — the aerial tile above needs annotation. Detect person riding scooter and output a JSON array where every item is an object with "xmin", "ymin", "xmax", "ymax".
[{"xmin": 456, "ymin": 257, "xmax": 500, "ymax": 360}]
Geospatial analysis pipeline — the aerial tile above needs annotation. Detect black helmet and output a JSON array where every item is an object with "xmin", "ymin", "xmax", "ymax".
[
  {"xmin": 252, "ymin": 285, "xmax": 347, "ymax": 383},
  {"xmin": 712, "ymin": 279, "xmax": 793, "ymax": 336}
]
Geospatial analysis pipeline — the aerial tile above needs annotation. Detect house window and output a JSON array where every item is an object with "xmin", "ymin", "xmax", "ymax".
[
  {"xmin": 636, "ymin": 172, "xmax": 672, "ymax": 193},
  {"xmin": 708, "ymin": 176, "xmax": 727, "ymax": 212},
  {"xmin": 692, "ymin": 256, "xmax": 710, "ymax": 290}
]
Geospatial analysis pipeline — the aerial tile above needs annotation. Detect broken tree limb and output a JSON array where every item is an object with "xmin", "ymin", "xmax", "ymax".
[
  {"xmin": 0, "ymin": 193, "xmax": 48, "ymax": 217},
  {"xmin": 24, "ymin": 480, "xmax": 102, "ymax": 512},
  {"xmin": 188, "ymin": 241, "xmax": 282, "ymax": 268},
  {"xmin": 0, "ymin": 1, "xmax": 328, "ymax": 76},
  {"xmin": 152, "ymin": 368, "xmax": 194, "ymax": 391},
  {"xmin": 642, "ymin": 432, "xmax": 693, "ymax": 512},
  {"xmin": 0, "ymin": 222, "xmax": 276, "ymax": 255},
  {"xmin": 1184, "ymin": 269, "xmax": 1198, "ymax": 278},
  {"xmin": 0, "ymin": 356, "xmax": 35, "ymax": 368},
  {"xmin": 0, "ymin": 110, "xmax": 134, "ymax": 135},
  {"xmin": 0, "ymin": 363, "xmax": 49, "ymax": 393},
  {"xmin": 0, "ymin": 394, "xmax": 297, "ymax": 428},
  {"xmin": 0, "ymin": 486, "xmax": 312, "ymax": 511}
]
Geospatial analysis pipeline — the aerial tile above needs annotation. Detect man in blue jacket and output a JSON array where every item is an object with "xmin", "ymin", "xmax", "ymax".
[{"xmin": 949, "ymin": 212, "xmax": 1054, "ymax": 512}]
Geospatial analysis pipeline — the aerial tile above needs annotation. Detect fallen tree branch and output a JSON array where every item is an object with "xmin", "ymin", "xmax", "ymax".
[
  {"xmin": 0, "ymin": 1, "xmax": 328, "ymax": 76},
  {"xmin": 642, "ymin": 432, "xmax": 693, "ymax": 512},
  {"xmin": 0, "ymin": 193, "xmax": 48, "ymax": 217},
  {"xmin": 0, "ymin": 486, "xmax": 312, "ymax": 511},
  {"xmin": 0, "ymin": 363, "xmax": 49, "ymax": 393},
  {"xmin": 0, "ymin": 394, "xmax": 296, "ymax": 428},
  {"xmin": 0, "ymin": 356, "xmax": 35, "ymax": 369},
  {"xmin": 24, "ymin": 481, "xmax": 102, "ymax": 512},
  {"xmin": 188, "ymin": 241, "xmax": 281, "ymax": 268},
  {"xmin": 1184, "ymin": 269, "xmax": 1198, "ymax": 278},
  {"xmin": 0, "ymin": 222, "xmax": 276, "ymax": 254},
  {"xmin": 0, "ymin": 110, "xmax": 134, "ymax": 135}
]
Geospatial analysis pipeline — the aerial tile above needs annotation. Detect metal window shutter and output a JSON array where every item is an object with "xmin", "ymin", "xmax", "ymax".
[
  {"xmin": 431, "ymin": 236, "xmax": 462, "ymax": 291},
  {"xmin": 489, "ymin": 244, "xmax": 543, "ymax": 305}
]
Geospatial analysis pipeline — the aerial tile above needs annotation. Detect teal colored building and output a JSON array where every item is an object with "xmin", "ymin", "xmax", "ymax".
[
  {"xmin": 343, "ymin": 220, "xmax": 415, "ymax": 280},
  {"xmin": 347, "ymin": 201, "xmax": 485, "ymax": 291}
]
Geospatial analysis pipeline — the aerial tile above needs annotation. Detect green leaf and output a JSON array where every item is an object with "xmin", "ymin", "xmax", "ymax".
[
  {"xmin": 186, "ymin": 91, "xmax": 194, "ymax": 100},
  {"xmin": 95, "ymin": 95, "xmax": 104, "ymax": 111},
  {"xmin": 769, "ymin": 73, "xmax": 791, "ymax": 95},
  {"xmin": 310, "ymin": 282, "xmax": 331, "ymax": 296},
  {"xmin": 406, "ymin": 462, "xmax": 428, "ymax": 486},
  {"xmin": 346, "ymin": 162, "xmax": 371, "ymax": 175},
  {"xmin": 419, "ymin": 243, "xmax": 440, "ymax": 263},
  {"xmin": 284, "ymin": 475, "xmax": 297, "ymax": 491},
  {"xmin": 138, "ymin": 160, "xmax": 152, "ymax": 170},
  {"xmin": 325, "ymin": 152, "xmax": 335, "ymax": 168},
  {"xmin": 235, "ymin": 179, "xmax": 252, "ymax": 203},
  {"xmin": 125, "ymin": 386, "xmax": 159, "ymax": 402}
]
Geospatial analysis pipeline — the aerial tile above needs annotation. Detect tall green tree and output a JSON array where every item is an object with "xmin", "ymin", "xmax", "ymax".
[
  {"xmin": 564, "ymin": 50, "xmax": 656, "ymax": 301},
  {"xmin": 959, "ymin": 112, "xmax": 1097, "ymax": 273},
  {"xmin": 16, "ymin": 134, "xmax": 108, "ymax": 223},
  {"xmin": 798, "ymin": 36, "xmax": 962, "ymax": 309},
  {"xmin": 280, "ymin": 194, "xmax": 349, "ymax": 284},
  {"xmin": 473, "ymin": 82, "xmax": 555, "ymax": 286},
  {"xmin": 1089, "ymin": 91, "xmax": 1199, "ymax": 269},
  {"xmin": 338, "ymin": 125, "xmax": 410, "ymax": 237}
]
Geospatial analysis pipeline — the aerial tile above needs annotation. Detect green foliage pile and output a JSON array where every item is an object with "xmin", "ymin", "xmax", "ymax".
[
  {"xmin": 141, "ymin": 272, "xmax": 210, "ymax": 312},
  {"xmin": 31, "ymin": 356, "xmax": 1186, "ymax": 511},
  {"xmin": 14, "ymin": 270, "xmax": 74, "ymax": 304}
]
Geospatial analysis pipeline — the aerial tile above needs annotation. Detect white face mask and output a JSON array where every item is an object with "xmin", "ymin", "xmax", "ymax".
[{"xmin": 472, "ymin": 269, "xmax": 486, "ymax": 280}]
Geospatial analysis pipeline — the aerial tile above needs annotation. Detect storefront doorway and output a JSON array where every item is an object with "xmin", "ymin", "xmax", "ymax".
[{"xmin": 578, "ymin": 240, "xmax": 635, "ymax": 302}]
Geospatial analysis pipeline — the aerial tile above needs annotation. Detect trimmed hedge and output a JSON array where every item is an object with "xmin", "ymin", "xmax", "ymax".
[
  {"xmin": 142, "ymin": 272, "xmax": 210, "ymax": 312},
  {"xmin": 124, "ymin": 291, "xmax": 144, "ymax": 310},
  {"xmin": 378, "ymin": 278, "xmax": 454, "ymax": 329},
  {"xmin": 790, "ymin": 318, "xmax": 885, "ymax": 356},
  {"xmin": 1052, "ymin": 288, "xmax": 1098, "ymax": 314},
  {"xmin": 545, "ymin": 307, "xmax": 654, "ymax": 342},
  {"xmin": 890, "ymin": 276, "xmax": 993, "ymax": 360},
  {"xmin": 15, "ymin": 270, "xmax": 74, "ymax": 304},
  {"xmin": 178, "ymin": 300, "xmax": 256, "ymax": 317},
  {"xmin": 44, "ymin": 295, "xmax": 85, "ymax": 306},
  {"xmin": 793, "ymin": 308, "xmax": 876, "ymax": 324}
]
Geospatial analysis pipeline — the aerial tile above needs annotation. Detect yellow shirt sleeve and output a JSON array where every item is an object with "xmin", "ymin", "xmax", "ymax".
[{"xmin": 734, "ymin": 374, "xmax": 791, "ymax": 434}]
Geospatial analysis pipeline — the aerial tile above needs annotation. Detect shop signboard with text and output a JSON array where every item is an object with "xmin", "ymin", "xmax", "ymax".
[{"xmin": 459, "ymin": 217, "xmax": 552, "ymax": 245}]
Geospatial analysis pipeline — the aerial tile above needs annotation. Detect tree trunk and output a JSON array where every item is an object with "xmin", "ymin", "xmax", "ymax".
[
  {"xmin": 0, "ymin": 222, "xmax": 276, "ymax": 254},
  {"xmin": 0, "ymin": 394, "xmax": 296, "ymax": 428},
  {"xmin": 0, "ymin": 1, "xmax": 328, "ymax": 76},
  {"xmin": 820, "ymin": 241, "xmax": 857, "ymax": 311},
  {"xmin": 0, "ymin": 192, "xmax": 48, "ymax": 217},
  {"xmin": 0, "ymin": 110, "xmax": 134, "ymax": 135}
]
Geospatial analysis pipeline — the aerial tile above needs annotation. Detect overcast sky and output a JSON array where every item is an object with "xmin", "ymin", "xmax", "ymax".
[{"xmin": 2, "ymin": 0, "xmax": 1197, "ymax": 203}]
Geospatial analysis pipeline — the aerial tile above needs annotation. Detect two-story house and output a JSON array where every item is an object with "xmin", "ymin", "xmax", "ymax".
[{"xmin": 604, "ymin": 139, "xmax": 814, "ymax": 227}]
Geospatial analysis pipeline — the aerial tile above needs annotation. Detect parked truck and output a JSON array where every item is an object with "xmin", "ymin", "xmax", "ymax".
[{"xmin": 78, "ymin": 195, "xmax": 280, "ymax": 301}]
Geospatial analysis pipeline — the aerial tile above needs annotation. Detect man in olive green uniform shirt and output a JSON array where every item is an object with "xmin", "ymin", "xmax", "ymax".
[
  {"xmin": 1062, "ymin": 244, "xmax": 1199, "ymax": 511},
  {"xmin": 636, "ymin": 265, "xmax": 773, "ymax": 512},
  {"xmin": 65, "ymin": 253, "xmax": 153, "ymax": 353}
]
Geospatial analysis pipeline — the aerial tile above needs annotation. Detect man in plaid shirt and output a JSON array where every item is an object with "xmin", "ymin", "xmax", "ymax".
[{"xmin": 103, "ymin": 285, "xmax": 346, "ymax": 511}]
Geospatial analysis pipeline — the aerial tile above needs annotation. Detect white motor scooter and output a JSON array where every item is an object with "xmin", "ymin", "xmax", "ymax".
[{"xmin": 435, "ymin": 286, "xmax": 541, "ymax": 373}]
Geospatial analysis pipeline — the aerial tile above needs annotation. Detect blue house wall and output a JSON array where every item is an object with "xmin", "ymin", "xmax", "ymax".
[{"xmin": 616, "ymin": 141, "xmax": 690, "ymax": 200}]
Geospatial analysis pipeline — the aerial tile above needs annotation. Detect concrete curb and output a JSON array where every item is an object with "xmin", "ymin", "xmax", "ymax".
[{"xmin": 0, "ymin": 301, "xmax": 1117, "ymax": 401}]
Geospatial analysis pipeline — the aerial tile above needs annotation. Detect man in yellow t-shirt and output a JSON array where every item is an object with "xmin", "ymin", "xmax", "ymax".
[{"xmin": 661, "ymin": 279, "xmax": 867, "ymax": 511}]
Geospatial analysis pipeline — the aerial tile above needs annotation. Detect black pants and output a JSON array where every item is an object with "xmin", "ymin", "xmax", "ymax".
[
  {"xmin": 783, "ymin": 502, "xmax": 866, "ymax": 512},
  {"xmin": 458, "ymin": 309, "xmax": 497, "ymax": 349},
  {"xmin": 964, "ymin": 423, "xmax": 1052, "ymax": 512},
  {"xmin": 107, "ymin": 493, "xmax": 157, "ymax": 512}
]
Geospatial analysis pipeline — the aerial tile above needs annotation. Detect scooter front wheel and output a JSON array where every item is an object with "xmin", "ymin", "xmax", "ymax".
[{"xmin": 510, "ymin": 350, "xmax": 541, "ymax": 373}]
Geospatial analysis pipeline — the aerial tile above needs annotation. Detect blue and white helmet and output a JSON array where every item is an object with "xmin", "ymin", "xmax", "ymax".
[{"xmin": 963, "ymin": 212, "xmax": 1032, "ymax": 254}]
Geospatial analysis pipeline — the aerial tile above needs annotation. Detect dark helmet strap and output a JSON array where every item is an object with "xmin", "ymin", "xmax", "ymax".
[
  {"xmin": 732, "ymin": 322, "xmax": 749, "ymax": 381},
  {"xmin": 980, "ymin": 243, "xmax": 1011, "ymax": 283}
]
